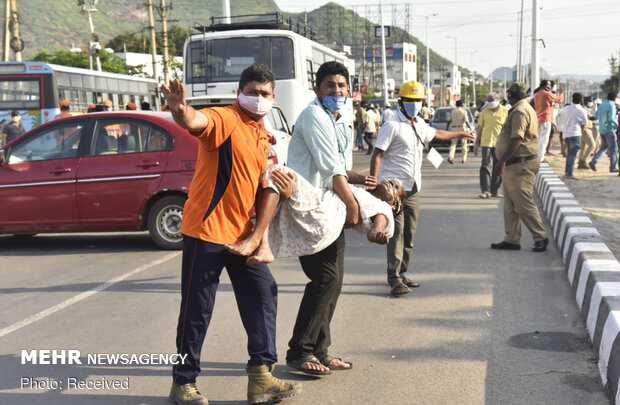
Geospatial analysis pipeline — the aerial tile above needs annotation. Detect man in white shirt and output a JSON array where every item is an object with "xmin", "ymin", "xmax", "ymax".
[
  {"xmin": 369, "ymin": 80, "xmax": 475, "ymax": 297},
  {"xmin": 561, "ymin": 93, "xmax": 588, "ymax": 179}
]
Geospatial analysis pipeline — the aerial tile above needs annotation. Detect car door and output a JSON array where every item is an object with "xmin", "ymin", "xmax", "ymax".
[
  {"xmin": 0, "ymin": 119, "xmax": 88, "ymax": 231},
  {"xmin": 75, "ymin": 118, "xmax": 174, "ymax": 227}
]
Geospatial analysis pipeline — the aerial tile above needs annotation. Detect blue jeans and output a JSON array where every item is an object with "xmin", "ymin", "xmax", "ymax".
[
  {"xmin": 591, "ymin": 130, "xmax": 619, "ymax": 171},
  {"xmin": 564, "ymin": 136, "xmax": 581, "ymax": 176}
]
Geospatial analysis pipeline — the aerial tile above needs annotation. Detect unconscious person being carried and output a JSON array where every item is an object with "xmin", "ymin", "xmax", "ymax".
[{"xmin": 225, "ymin": 164, "xmax": 403, "ymax": 263}]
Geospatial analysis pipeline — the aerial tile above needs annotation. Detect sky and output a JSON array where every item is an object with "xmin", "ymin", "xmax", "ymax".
[{"xmin": 274, "ymin": 0, "xmax": 620, "ymax": 79}]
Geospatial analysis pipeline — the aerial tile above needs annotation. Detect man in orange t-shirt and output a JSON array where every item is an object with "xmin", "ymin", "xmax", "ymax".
[
  {"xmin": 163, "ymin": 64, "xmax": 300, "ymax": 405},
  {"xmin": 534, "ymin": 79, "xmax": 564, "ymax": 160}
]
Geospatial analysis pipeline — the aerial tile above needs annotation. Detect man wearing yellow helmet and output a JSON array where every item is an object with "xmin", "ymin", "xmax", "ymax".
[{"xmin": 370, "ymin": 80, "xmax": 475, "ymax": 297}]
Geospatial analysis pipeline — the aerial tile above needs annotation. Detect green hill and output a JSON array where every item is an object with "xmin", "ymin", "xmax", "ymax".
[{"xmin": 9, "ymin": 0, "xmax": 456, "ymax": 77}]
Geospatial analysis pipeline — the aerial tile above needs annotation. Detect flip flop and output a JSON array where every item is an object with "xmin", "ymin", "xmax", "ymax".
[
  {"xmin": 321, "ymin": 355, "xmax": 353, "ymax": 371},
  {"xmin": 401, "ymin": 277, "xmax": 420, "ymax": 288},
  {"xmin": 286, "ymin": 355, "xmax": 331, "ymax": 376},
  {"xmin": 390, "ymin": 280, "xmax": 411, "ymax": 297}
]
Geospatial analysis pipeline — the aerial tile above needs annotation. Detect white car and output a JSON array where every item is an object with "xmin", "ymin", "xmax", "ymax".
[{"xmin": 186, "ymin": 95, "xmax": 291, "ymax": 166}]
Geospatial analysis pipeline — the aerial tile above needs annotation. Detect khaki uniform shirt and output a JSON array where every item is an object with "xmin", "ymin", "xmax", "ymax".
[
  {"xmin": 495, "ymin": 98, "xmax": 539, "ymax": 159},
  {"xmin": 449, "ymin": 107, "xmax": 470, "ymax": 131}
]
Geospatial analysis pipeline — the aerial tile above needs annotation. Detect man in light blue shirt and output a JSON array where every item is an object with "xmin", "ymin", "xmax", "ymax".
[
  {"xmin": 286, "ymin": 61, "xmax": 375, "ymax": 376},
  {"xmin": 589, "ymin": 92, "xmax": 618, "ymax": 172}
]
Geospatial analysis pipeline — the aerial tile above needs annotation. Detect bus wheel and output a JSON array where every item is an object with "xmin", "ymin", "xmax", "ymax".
[{"xmin": 148, "ymin": 195, "xmax": 185, "ymax": 250}]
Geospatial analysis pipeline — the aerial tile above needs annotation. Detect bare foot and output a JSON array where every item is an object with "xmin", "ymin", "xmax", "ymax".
[
  {"xmin": 224, "ymin": 236, "xmax": 261, "ymax": 257},
  {"xmin": 367, "ymin": 230, "xmax": 388, "ymax": 244},
  {"xmin": 247, "ymin": 242, "xmax": 275, "ymax": 264}
]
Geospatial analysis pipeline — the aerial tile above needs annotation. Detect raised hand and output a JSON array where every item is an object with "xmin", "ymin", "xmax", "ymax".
[{"xmin": 162, "ymin": 79, "xmax": 186, "ymax": 114}]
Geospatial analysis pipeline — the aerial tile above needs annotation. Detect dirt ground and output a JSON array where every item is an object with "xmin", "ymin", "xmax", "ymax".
[{"xmin": 544, "ymin": 137, "xmax": 620, "ymax": 260}]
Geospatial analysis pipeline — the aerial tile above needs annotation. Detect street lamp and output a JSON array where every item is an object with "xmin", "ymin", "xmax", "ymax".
[
  {"xmin": 423, "ymin": 13, "xmax": 438, "ymax": 107},
  {"xmin": 446, "ymin": 36, "xmax": 457, "ymax": 67},
  {"xmin": 461, "ymin": 50, "xmax": 478, "ymax": 104}
]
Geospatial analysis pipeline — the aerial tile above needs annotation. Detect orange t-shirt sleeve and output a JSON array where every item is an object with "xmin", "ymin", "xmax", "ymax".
[{"xmin": 194, "ymin": 108, "xmax": 236, "ymax": 151}]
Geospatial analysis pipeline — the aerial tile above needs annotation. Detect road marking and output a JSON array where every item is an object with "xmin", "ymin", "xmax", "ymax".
[{"xmin": 0, "ymin": 252, "xmax": 181, "ymax": 339}]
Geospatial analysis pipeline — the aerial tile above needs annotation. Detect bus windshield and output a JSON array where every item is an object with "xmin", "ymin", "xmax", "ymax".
[
  {"xmin": 0, "ymin": 78, "xmax": 41, "ymax": 109},
  {"xmin": 186, "ymin": 36, "xmax": 295, "ymax": 84}
]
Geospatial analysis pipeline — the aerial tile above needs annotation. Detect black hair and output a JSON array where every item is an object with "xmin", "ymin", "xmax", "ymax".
[
  {"xmin": 11, "ymin": 110, "xmax": 19, "ymax": 117},
  {"xmin": 141, "ymin": 101, "xmax": 151, "ymax": 111},
  {"xmin": 315, "ymin": 61, "xmax": 349, "ymax": 88},
  {"xmin": 572, "ymin": 93, "xmax": 583, "ymax": 104},
  {"xmin": 238, "ymin": 63, "xmax": 275, "ymax": 92},
  {"xmin": 608, "ymin": 92, "xmax": 617, "ymax": 101}
]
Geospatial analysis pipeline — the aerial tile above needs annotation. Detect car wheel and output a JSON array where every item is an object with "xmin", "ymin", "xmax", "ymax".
[{"xmin": 147, "ymin": 195, "xmax": 186, "ymax": 250}]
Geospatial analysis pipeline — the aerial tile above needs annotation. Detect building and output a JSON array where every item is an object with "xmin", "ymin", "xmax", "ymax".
[
  {"xmin": 425, "ymin": 64, "xmax": 462, "ymax": 107},
  {"xmin": 360, "ymin": 42, "xmax": 417, "ymax": 97}
]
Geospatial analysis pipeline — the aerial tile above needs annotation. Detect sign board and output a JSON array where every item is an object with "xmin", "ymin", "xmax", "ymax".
[
  {"xmin": 352, "ymin": 92, "xmax": 362, "ymax": 102},
  {"xmin": 374, "ymin": 26, "xmax": 390, "ymax": 38},
  {"xmin": 360, "ymin": 84, "xmax": 369, "ymax": 94}
]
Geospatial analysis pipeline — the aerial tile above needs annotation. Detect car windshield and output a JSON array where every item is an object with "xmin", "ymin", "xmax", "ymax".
[{"xmin": 433, "ymin": 109, "xmax": 452, "ymax": 122}]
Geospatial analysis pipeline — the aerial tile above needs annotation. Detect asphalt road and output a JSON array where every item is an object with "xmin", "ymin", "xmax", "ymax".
[{"xmin": 0, "ymin": 151, "xmax": 610, "ymax": 404}]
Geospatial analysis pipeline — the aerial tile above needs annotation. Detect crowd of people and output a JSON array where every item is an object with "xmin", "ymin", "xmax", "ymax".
[{"xmin": 158, "ymin": 59, "xmax": 617, "ymax": 404}]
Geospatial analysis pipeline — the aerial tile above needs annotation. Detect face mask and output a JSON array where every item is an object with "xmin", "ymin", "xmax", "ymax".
[
  {"xmin": 586, "ymin": 102, "xmax": 593, "ymax": 108},
  {"xmin": 552, "ymin": 85, "xmax": 557, "ymax": 92},
  {"xmin": 546, "ymin": 86, "xmax": 552, "ymax": 91},
  {"xmin": 104, "ymin": 107, "xmax": 113, "ymax": 112},
  {"xmin": 238, "ymin": 92, "xmax": 273, "ymax": 116},
  {"xmin": 322, "ymin": 95, "xmax": 347, "ymax": 113},
  {"xmin": 487, "ymin": 101, "xmax": 499, "ymax": 109},
  {"xmin": 11, "ymin": 116, "xmax": 20, "ymax": 123},
  {"xmin": 402, "ymin": 102, "xmax": 422, "ymax": 117}
]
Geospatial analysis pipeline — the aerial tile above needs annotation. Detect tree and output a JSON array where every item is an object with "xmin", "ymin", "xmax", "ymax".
[
  {"xmin": 600, "ymin": 74, "xmax": 619, "ymax": 96},
  {"xmin": 105, "ymin": 25, "xmax": 190, "ymax": 57}
]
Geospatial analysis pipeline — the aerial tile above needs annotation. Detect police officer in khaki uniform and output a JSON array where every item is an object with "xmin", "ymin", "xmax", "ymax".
[{"xmin": 491, "ymin": 82, "xmax": 549, "ymax": 252}]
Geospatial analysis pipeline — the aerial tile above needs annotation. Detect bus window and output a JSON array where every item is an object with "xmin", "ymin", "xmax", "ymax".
[
  {"xmin": 186, "ymin": 36, "xmax": 295, "ymax": 84},
  {"xmin": 0, "ymin": 79, "xmax": 41, "ymax": 109},
  {"xmin": 306, "ymin": 59, "xmax": 314, "ymax": 89}
]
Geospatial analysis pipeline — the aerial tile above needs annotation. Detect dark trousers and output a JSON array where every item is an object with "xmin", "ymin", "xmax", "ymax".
[
  {"xmin": 286, "ymin": 231, "xmax": 345, "ymax": 362},
  {"xmin": 363, "ymin": 132, "xmax": 375, "ymax": 151},
  {"xmin": 173, "ymin": 235, "xmax": 278, "ymax": 384},
  {"xmin": 479, "ymin": 147, "xmax": 502, "ymax": 194},
  {"xmin": 387, "ymin": 187, "xmax": 419, "ymax": 285}
]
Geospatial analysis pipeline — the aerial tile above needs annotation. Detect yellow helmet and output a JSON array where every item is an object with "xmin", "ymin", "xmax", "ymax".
[{"xmin": 398, "ymin": 80, "xmax": 426, "ymax": 100}]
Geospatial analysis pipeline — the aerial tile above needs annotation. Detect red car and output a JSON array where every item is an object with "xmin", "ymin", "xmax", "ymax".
[{"xmin": 0, "ymin": 111, "xmax": 198, "ymax": 249}]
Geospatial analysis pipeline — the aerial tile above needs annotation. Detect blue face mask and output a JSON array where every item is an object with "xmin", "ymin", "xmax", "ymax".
[
  {"xmin": 322, "ymin": 95, "xmax": 347, "ymax": 113},
  {"xmin": 402, "ymin": 102, "xmax": 422, "ymax": 118}
]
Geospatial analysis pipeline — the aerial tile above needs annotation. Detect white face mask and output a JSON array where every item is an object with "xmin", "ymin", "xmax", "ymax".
[
  {"xmin": 487, "ymin": 101, "xmax": 499, "ymax": 109},
  {"xmin": 238, "ymin": 92, "xmax": 273, "ymax": 116}
]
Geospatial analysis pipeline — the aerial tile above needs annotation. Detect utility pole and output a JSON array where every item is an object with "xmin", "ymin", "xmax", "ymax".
[
  {"xmin": 531, "ymin": 0, "xmax": 540, "ymax": 95},
  {"xmin": 9, "ymin": 0, "xmax": 22, "ymax": 61},
  {"xmin": 379, "ymin": 0, "xmax": 388, "ymax": 107},
  {"xmin": 517, "ymin": 0, "xmax": 524, "ymax": 81},
  {"xmin": 372, "ymin": 44, "xmax": 376, "ymax": 91},
  {"xmin": 3, "ymin": 0, "xmax": 10, "ymax": 61},
  {"xmin": 146, "ymin": 0, "xmax": 158, "ymax": 81},
  {"xmin": 160, "ymin": 0, "xmax": 170, "ymax": 84},
  {"xmin": 221, "ymin": 0, "xmax": 230, "ymax": 24},
  {"xmin": 79, "ymin": 0, "xmax": 101, "ymax": 71},
  {"xmin": 361, "ymin": 40, "xmax": 367, "ymax": 85},
  {"xmin": 424, "ymin": 13, "xmax": 437, "ymax": 107}
]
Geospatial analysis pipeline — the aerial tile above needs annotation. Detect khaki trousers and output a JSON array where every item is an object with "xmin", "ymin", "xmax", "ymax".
[
  {"xmin": 578, "ymin": 127, "xmax": 595, "ymax": 162},
  {"xmin": 449, "ymin": 137, "xmax": 468, "ymax": 160},
  {"xmin": 502, "ymin": 158, "xmax": 547, "ymax": 244}
]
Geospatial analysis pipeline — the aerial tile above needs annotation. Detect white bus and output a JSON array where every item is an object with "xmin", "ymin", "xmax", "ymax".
[
  {"xmin": 183, "ymin": 14, "xmax": 355, "ymax": 127},
  {"xmin": 0, "ymin": 61, "xmax": 161, "ymax": 132}
]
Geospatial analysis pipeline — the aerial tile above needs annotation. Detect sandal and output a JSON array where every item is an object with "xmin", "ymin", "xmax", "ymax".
[
  {"xmin": 320, "ymin": 355, "xmax": 352, "ymax": 371},
  {"xmin": 286, "ymin": 355, "xmax": 331, "ymax": 375},
  {"xmin": 401, "ymin": 277, "xmax": 420, "ymax": 288},
  {"xmin": 390, "ymin": 280, "xmax": 411, "ymax": 297}
]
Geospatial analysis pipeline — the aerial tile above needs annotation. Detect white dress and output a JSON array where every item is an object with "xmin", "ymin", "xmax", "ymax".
[{"xmin": 261, "ymin": 165, "xmax": 394, "ymax": 258}]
